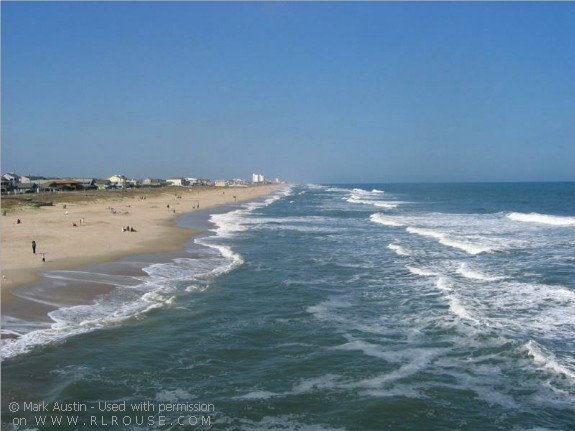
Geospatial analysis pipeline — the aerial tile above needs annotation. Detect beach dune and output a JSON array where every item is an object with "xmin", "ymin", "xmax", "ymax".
[{"xmin": 1, "ymin": 185, "xmax": 282, "ymax": 302}]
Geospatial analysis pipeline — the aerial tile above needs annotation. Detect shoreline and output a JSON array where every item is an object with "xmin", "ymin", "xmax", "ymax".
[{"xmin": 1, "ymin": 184, "xmax": 283, "ymax": 303}]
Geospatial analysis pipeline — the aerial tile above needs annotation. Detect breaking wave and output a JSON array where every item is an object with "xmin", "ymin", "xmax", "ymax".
[{"xmin": 507, "ymin": 212, "xmax": 575, "ymax": 226}]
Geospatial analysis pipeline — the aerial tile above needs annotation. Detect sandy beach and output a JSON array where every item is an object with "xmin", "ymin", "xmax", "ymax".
[{"xmin": 1, "ymin": 184, "xmax": 282, "ymax": 302}]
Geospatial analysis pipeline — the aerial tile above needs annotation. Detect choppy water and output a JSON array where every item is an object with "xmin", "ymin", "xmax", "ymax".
[{"xmin": 2, "ymin": 183, "xmax": 575, "ymax": 430}]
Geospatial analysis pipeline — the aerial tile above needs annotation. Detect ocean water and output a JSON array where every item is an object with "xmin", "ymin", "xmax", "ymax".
[{"xmin": 2, "ymin": 183, "xmax": 575, "ymax": 430}]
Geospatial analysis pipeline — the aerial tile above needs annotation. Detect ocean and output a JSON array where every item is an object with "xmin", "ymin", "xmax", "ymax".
[{"xmin": 2, "ymin": 183, "xmax": 575, "ymax": 430}]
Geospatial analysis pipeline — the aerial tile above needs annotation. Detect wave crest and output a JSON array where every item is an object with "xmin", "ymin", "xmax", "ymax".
[
  {"xmin": 507, "ymin": 212, "xmax": 575, "ymax": 226},
  {"xmin": 370, "ymin": 213, "xmax": 404, "ymax": 227}
]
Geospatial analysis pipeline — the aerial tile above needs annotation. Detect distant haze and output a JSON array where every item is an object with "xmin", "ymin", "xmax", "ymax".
[{"xmin": 2, "ymin": 2, "xmax": 574, "ymax": 183}]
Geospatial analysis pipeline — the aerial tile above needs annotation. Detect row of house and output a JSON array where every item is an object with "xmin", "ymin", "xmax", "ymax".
[
  {"xmin": 1, "ymin": 174, "xmax": 99, "ymax": 194},
  {"xmin": 1, "ymin": 173, "xmax": 278, "ymax": 195}
]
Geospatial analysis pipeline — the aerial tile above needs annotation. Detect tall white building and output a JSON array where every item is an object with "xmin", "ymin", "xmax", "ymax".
[{"xmin": 252, "ymin": 173, "xmax": 265, "ymax": 183}]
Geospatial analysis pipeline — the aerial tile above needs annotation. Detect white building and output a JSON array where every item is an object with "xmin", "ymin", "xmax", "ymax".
[
  {"xmin": 167, "ymin": 178, "xmax": 186, "ymax": 187},
  {"xmin": 252, "ymin": 173, "xmax": 265, "ymax": 183},
  {"xmin": 141, "ymin": 178, "xmax": 166, "ymax": 187},
  {"xmin": 108, "ymin": 175, "xmax": 128, "ymax": 188},
  {"xmin": 2, "ymin": 173, "xmax": 21, "ymax": 185}
]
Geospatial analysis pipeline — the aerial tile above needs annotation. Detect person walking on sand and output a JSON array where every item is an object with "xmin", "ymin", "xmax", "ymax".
[{"xmin": 32, "ymin": 240, "xmax": 37, "ymax": 254}]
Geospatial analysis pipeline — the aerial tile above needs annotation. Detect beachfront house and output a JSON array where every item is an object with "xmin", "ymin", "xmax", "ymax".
[
  {"xmin": 198, "ymin": 178, "xmax": 212, "ymax": 186},
  {"xmin": 95, "ymin": 179, "xmax": 112, "ymax": 190},
  {"xmin": 1, "ymin": 173, "xmax": 20, "ymax": 193},
  {"xmin": 229, "ymin": 179, "xmax": 248, "ymax": 187},
  {"xmin": 43, "ymin": 179, "xmax": 82, "ymax": 191},
  {"xmin": 38, "ymin": 179, "xmax": 98, "ymax": 192},
  {"xmin": 20, "ymin": 175, "xmax": 47, "ymax": 184},
  {"xmin": 185, "ymin": 178, "xmax": 212, "ymax": 187},
  {"xmin": 167, "ymin": 178, "xmax": 186, "ymax": 187},
  {"xmin": 38, "ymin": 180, "xmax": 61, "ymax": 192},
  {"xmin": 72, "ymin": 178, "xmax": 98, "ymax": 190},
  {"xmin": 141, "ymin": 178, "xmax": 166, "ymax": 188},
  {"xmin": 2, "ymin": 173, "xmax": 21, "ymax": 186},
  {"xmin": 108, "ymin": 175, "xmax": 128, "ymax": 189},
  {"xmin": 214, "ymin": 180, "xmax": 228, "ymax": 187},
  {"xmin": 13, "ymin": 182, "xmax": 40, "ymax": 194},
  {"xmin": 1, "ymin": 178, "xmax": 12, "ymax": 194}
]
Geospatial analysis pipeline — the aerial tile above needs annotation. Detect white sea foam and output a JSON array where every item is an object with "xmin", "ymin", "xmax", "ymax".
[
  {"xmin": 406, "ymin": 266, "xmax": 437, "ymax": 277},
  {"xmin": 406, "ymin": 227, "xmax": 495, "ymax": 255},
  {"xmin": 185, "ymin": 284, "xmax": 206, "ymax": 293},
  {"xmin": 208, "ymin": 210, "xmax": 249, "ymax": 237},
  {"xmin": 198, "ymin": 188, "xmax": 293, "ymax": 273},
  {"xmin": 241, "ymin": 215, "xmax": 343, "ymax": 234},
  {"xmin": 195, "ymin": 242, "xmax": 245, "ymax": 276},
  {"xmin": 456, "ymin": 263, "xmax": 504, "ymax": 281},
  {"xmin": 292, "ymin": 374, "xmax": 341, "ymax": 394},
  {"xmin": 345, "ymin": 188, "xmax": 400, "ymax": 209},
  {"xmin": 372, "ymin": 202, "xmax": 398, "ymax": 209},
  {"xmin": 507, "ymin": 212, "xmax": 575, "ymax": 226},
  {"xmin": 525, "ymin": 340, "xmax": 575, "ymax": 383},
  {"xmin": 235, "ymin": 375, "xmax": 342, "ymax": 402},
  {"xmin": 351, "ymin": 187, "xmax": 384, "ymax": 195},
  {"xmin": 470, "ymin": 385, "xmax": 520, "ymax": 410},
  {"xmin": 435, "ymin": 277, "xmax": 452, "ymax": 292},
  {"xmin": 433, "ymin": 277, "xmax": 485, "ymax": 325},
  {"xmin": 334, "ymin": 337, "xmax": 447, "ymax": 369},
  {"xmin": 307, "ymin": 296, "xmax": 353, "ymax": 322},
  {"xmin": 448, "ymin": 296, "xmax": 478, "ymax": 323},
  {"xmin": 370, "ymin": 213, "xmax": 404, "ymax": 227},
  {"xmin": 144, "ymin": 256, "xmax": 220, "ymax": 282},
  {"xmin": 345, "ymin": 347, "xmax": 448, "ymax": 391},
  {"xmin": 264, "ymin": 224, "xmax": 344, "ymax": 234},
  {"xmin": 334, "ymin": 338, "xmax": 402, "ymax": 362},
  {"xmin": 1, "ymin": 289, "xmax": 164, "ymax": 360},
  {"xmin": 325, "ymin": 187, "xmax": 349, "ymax": 193},
  {"xmin": 387, "ymin": 243, "xmax": 411, "ymax": 256},
  {"xmin": 347, "ymin": 196, "xmax": 398, "ymax": 209},
  {"xmin": 306, "ymin": 184, "xmax": 327, "ymax": 190}
]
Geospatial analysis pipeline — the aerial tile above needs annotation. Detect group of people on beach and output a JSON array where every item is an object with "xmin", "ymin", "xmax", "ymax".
[{"xmin": 15, "ymin": 191, "xmax": 213, "ymax": 275}]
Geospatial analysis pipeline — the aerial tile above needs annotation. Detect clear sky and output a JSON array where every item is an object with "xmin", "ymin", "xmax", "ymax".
[{"xmin": 2, "ymin": 1, "xmax": 574, "ymax": 183}]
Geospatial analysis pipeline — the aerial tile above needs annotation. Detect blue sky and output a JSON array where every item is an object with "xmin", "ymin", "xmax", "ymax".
[{"xmin": 2, "ymin": 1, "xmax": 574, "ymax": 183}]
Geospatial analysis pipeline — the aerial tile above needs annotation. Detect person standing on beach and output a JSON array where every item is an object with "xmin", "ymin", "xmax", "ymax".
[{"xmin": 32, "ymin": 240, "xmax": 37, "ymax": 254}]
